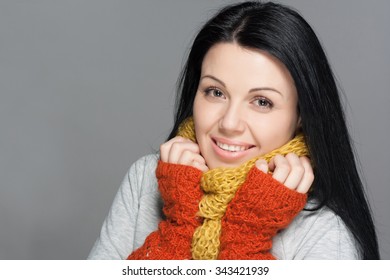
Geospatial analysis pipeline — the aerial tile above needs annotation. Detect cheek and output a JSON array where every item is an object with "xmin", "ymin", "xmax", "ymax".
[
  {"xmin": 193, "ymin": 93, "xmax": 217, "ymax": 133},
  {"xmin": 193, "ymin": 94, "xmax": 202, "ymax": 130},
  {"xmin": 251, "ymin": 113, "xmax": 298, "ymax": 145},
  {"xmin": 193, "ymin": 94, "xmax": 208, "ymax": 141}
]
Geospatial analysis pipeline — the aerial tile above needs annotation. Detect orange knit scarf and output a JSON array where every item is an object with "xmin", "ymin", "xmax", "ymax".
[
  {"xmin": 128, "ymin": 117, "xmax": 309, "ymax": 260},
  {"xmin": 176, "ymin": 118, "xmax": 309, "ymax": 259}
]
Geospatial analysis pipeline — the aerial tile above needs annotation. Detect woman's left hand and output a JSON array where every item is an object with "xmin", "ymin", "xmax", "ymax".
[{"xmin": 255, "ymin": 153, "xmax": 314, "ymax": 194}]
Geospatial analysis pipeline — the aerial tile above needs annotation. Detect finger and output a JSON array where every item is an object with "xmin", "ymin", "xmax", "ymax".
[
  {"xmin": 271, "ymin": 154, "xmax": 291, "ymax": 184},
  {"xmin": 160, "ymin": 136, "xmax": 187, "ymax": 162},
  {"xmin": 179, "ymin": 151, "xmax": 209, "ymax": 172},
  {"xmin": 255, "ymin": 159, "xmax": 269, "ymax": 173},
  {"xmin": 283, "ymin": 153, "xmax": 305, "ymax": 190},
  {"xmin": 192, "ymin": 161, "xmax": 209, "ymax": 173},
  {"xmin": 178, "ymin": 150, "xmax": 205, "ymax": 166},
  {"xmin": 167, "ymin": 141, "xmax": 200, "ymax": 164},
  {"xmin": 295, "ymin": 156, "xmax": 314, "ymax": 194}
]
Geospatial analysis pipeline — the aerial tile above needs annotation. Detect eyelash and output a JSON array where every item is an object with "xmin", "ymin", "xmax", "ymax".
[
  {"xmin": 253, "ymin": 97, "xmax": 273, "ymax": 109},
  {"xmin": 203, "ymin": 87, "xmax": 273, "ymax": 109},
  {"xmin": 204, "ymin": 87, "xmax": 224, "ymax": 98}
]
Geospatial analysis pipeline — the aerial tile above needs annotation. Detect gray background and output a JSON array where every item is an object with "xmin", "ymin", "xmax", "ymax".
[{"xmin": 0, "ymin": 0, "xmax": 389, "ymax": 259}]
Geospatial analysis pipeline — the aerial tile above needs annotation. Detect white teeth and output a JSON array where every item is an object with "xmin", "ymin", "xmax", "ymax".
[{"xmin": 216, "ymin": 141, "xmax": 248, "ymax": 152}]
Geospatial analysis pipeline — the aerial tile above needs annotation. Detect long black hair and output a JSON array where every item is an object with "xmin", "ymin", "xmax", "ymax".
[{"xmin": 167, "ymin": 1, "xmax": 379, "ymax": 259}]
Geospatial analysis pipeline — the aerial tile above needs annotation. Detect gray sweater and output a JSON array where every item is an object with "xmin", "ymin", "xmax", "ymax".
[{"xmin": 88, "ymin": 154, "xmax": 360, "ymax": 260}]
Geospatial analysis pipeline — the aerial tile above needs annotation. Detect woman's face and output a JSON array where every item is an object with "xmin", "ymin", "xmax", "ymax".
[{"xmin": 193, "ymin": 42, "xmax": 300, "ymax": 169}]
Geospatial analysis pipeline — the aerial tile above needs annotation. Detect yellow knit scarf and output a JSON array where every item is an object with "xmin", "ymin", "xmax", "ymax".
[{"xmin": 176, "ymin": 117, "xmax": 309, "ymax": 260}]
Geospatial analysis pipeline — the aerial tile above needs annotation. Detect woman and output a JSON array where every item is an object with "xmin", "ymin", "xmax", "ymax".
[{"xmin": 88, "ymin": 1, "xmax": 379, "ymax": 259}]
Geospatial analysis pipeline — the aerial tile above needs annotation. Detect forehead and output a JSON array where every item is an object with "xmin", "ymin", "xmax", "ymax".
[{"xmin": 201, "ymin": 42, "xmax": 296, "ymax": 94}]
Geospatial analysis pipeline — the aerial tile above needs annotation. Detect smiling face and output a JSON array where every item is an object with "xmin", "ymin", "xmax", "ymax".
[{"xmin": 193, "ymin": 42, "xmax": 300, "ymax": 169}]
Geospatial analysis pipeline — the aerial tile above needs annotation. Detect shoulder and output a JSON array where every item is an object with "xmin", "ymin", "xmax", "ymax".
[
  {"xmin": 113, "ymin": 153, "xmax": 161, "ymax": 214},
  {"xmin": 126, "ymin": 153, "xmax": 159, "ymax": 196},
  {"xmin": 129, "ymin": 153, "xmax": 159, "ymax": 177},
  {"xmin": 87, "ymin": 154, "xmax": 161, "ymax": 260},
  {"xmin": 272, "ymin": 201, "xmax": 361, "ymax": 259}
]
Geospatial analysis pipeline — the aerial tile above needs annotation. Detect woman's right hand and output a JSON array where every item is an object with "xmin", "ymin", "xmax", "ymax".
[{"xmin": 160, "ymin": 136, "xmax": 209, "ymax": 173}]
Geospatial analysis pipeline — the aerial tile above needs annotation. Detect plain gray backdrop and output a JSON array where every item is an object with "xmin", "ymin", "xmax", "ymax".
[{"xmin": 0, "ymin": 0, "xmax": 389, "ymax": 259}]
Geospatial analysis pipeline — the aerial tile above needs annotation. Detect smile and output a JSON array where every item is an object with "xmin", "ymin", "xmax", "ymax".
[
  {"xmin": 215, "ymin": 141, "xmax": 250, "ymax": 152},
  {"xmin": 211, "ymin": 137, "xmax": 256, "ymax": 162}
]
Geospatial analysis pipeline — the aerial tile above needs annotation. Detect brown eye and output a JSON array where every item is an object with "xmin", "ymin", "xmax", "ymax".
[
  {"xmin": 254, "ymin": 97, "xmax": 273, "ymax": 109},
  {"xmin": 212, "ymin": 89, "xmax": 223, "ymax": 97},
  {"xmin": 204, "ymin": 87, "xmax": 225, "ymax": 98}
]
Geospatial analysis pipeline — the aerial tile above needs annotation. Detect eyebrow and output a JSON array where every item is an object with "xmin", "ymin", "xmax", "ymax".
[
  {"xmin": 201, "ymin": 75, "xmax": 226, "ymax": 87},
  {"xmin": 200, "ymin": 74, "xmax": 283, "ymax": 96}
]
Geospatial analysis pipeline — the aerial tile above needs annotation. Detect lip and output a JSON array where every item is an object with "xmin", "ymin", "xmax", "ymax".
[
  {"xmin": 210, "ymin": 136, "xmax": 256, "ymax": 161},
  {"xmin": 212, "ymin": 136, "xmax": 254, "ymax": 147}
]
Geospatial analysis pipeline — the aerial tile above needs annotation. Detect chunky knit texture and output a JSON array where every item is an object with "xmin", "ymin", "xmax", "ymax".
[
  {"xmin": 218, "ymin": 166, "xmax": 307, "ymax": 259},
  {"xmin": 127, "ymin": 160, "xmax": 203, "ymax": 259},
  {"xmin": 127, "ymin": 117, "xmax": 309, "ymax": 259},
  {"xmin": 176, "ymin": 118, "xmax": 309, "ymax": 259}
]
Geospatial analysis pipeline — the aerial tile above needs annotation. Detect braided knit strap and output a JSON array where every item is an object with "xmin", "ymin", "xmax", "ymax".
[
  {"xmin": 127, "ymin": 161, "xmax": 203, "ymax": 259},
  {"xmin": 190, "ymin": 130, "xmax": 309, "ymax": 259},
  {"xmin": 218, "ymin": 166, "xmax": 307, "ymax": 260}
]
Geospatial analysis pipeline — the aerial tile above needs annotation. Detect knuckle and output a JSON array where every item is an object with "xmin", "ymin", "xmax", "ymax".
[
  {"xmin": 279, "ymin": 162, "xmax": 291, "ymax": 173},
  {"xmin": 274, "ymin": 153, "xmax": 283, "ymax": 160},
  {"xmin": 182, "ymin": 149, "xmax": 193, "ymax": 157},
  {"xmin": 194, "ymin": 155, "xmax": 205, "ymax": 164},
  {"xmin": 275, "ymin": 155, "xmax": 288, "ymax": 166},
  {"xmin": 301, "ymin": 155, "xmax": 310, "ymax": 161},
  {"xmin": 188, "ymin": 143, "xmax": 200, "ymax": 152},
  {"xmin": 286, "ymin": 152, "xmax": 298, "ymax": 160},
  {"xmin": 159, "ymin": 144, "xmax": 165, "ymax": 152},
  {"xmin": 256, "ymin": 159, "xmax": 267, "ymax": 165},
  {"xmin": 294, "ymin": 165, "xmax": 305, "ymax": 176},
  {"xmin": 301, "ymin": 156, "xmax": 312, "ymax": 165},
  {"xmin": 170, "ymin": 141, "xmax": 181, "ymax": 150},
  {"xmin": 175, "ymin": 136, "xmax": 186, "ymax": 141},
  {"xmin": 306, "ymin": 171, "xmax": 315, "ymax": 182},
  {"xmin": 159, "ymin": 142, "xmax": 168, "ymax": 153}
]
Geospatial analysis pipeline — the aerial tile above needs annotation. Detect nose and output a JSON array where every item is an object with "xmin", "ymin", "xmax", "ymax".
[{"xmin": 218, "ymin": 103, "xmax": 245, "ymax": 135}]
